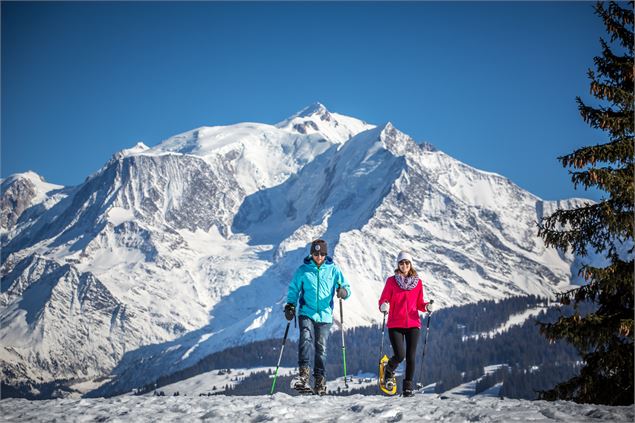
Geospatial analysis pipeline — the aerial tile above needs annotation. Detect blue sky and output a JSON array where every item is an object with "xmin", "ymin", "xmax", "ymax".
[{"xmin": 2, "ymin": 1, "xmax": 608, "ymax": 201}]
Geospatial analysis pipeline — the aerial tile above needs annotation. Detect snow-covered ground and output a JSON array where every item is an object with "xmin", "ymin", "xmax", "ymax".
[{"xmin": 2, "ymin": 394, "xmax": 633, "ymax": 422}]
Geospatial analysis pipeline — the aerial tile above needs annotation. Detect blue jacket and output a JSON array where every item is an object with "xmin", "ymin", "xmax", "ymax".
[{"xmin": 287, "ymin": 256, "xmax": 351, "ymax": 323}]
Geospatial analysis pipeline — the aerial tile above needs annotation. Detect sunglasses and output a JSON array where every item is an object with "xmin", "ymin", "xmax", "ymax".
[
  {"xmin": 312, "ymin": 252, "xmax": 327, "ymax": 257},
  {"xmin": 398, "ymin": 260, "xmax": 411, "ymax": 265}
]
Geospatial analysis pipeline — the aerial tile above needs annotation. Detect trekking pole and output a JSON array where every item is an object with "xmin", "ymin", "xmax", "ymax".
[
  {"xmin": 339, "ymin": 290, "xmax": 348, "ymax": 388},
  {"xmin": 379, "ymin": 310, "xmax": 387, "ymax": 357},
  {"xmin": 270, "ymin": 321, "xmax": 291, "ymax": 395},
  {"xmin": 416, "ymin": 300, "xmax": 433, "ymax": 390},
  {"xmin": 378, "ymin": 310, "xmax": 388, "ymax": 388}
]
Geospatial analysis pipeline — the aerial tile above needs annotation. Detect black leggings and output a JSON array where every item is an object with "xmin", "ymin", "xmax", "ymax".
[{"xmin": 388, "ymin": 327, "xmax": 420, "ymax": 382}]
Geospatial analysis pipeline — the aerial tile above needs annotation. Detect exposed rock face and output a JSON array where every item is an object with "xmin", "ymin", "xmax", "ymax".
[{"xmin": 1, "ymin": 177, "xmax": 37, "ymax": 231}]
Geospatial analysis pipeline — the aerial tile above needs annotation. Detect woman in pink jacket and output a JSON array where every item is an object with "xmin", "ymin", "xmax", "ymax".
[{"xmin": 378, "ymin": 251, "xmax": 432, "ymax": 397}]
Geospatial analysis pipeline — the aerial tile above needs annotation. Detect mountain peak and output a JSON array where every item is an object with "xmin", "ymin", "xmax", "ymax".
[
  {"xmin": 1, "ymin": 171, "xmax": 65, "ymax": 233},
  {"xmin": 2, "ymin": 170, "xmax": 42, "ymax": 185},
  {"xmin": 112, "ymin": 142, "xmax": 151, "ymax": 161},
  {"xmin": 296, "ymin": 102, "xmax": 329, "ymax": 118},
  {"xmin": 276, "ymin": 103, "xmax": 374, "ymax": 143},
  {"xmin": 380, "ymin": 121, "xmax": 395, "ymax": 133},
  {"xmin": 283, "ymin": 102, "xmax": 334, "ymax": 124},
  {"xmin": 1, "ymin": 171, "xmax": 62, "ymax": 191},
  {"xmin": 377, "ymin": 122, "xmax": 437, "ymax": 154}
]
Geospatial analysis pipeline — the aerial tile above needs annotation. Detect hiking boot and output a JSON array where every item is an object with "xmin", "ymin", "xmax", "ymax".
[
  {"xmin": 293, "ymin": 366, "xmax": 312, "ymax": 393},
  {"xmin": 402, "ymin": 379, "xmax": 414, "ymax": 397},
  {"xmin": 384, "ymin": 360, "xmax": 397, "ymax": 389},
  {"xmin": 384, "ymin": 361, "xmax": 396, "ymax": 380},
  {"xmin": 314, "ymin": 375, "xmax": 327, "ymax": 396}
]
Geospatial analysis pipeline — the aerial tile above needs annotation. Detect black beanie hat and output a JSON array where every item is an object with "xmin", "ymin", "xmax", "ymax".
[{"xmin": 310, "ymin": 239, "xmax": 328, "ymax": 256}]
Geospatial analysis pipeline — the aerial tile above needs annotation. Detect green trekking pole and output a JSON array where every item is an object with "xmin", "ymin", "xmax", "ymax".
[
  {"xmin": 338, "ymin": 284, "xmax": 348, "ymax": 388},
  {"xmin": 270, "ymin": 321, "xmax": 291, "ymax": 395}
]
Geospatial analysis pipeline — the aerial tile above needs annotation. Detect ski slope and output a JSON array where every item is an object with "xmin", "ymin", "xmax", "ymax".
[
  {"xmin": 463, "ymin": 306, "xmax": 550, "ymax": 341},
  {"xmin": 441, "ymin": 364, "xmax": 509, "ymax": 398}
]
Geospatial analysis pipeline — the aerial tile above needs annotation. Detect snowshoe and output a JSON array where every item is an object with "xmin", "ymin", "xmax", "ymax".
[
  {"xmin": 293, "ymin": 384, "xmax": 314, "ymax": 395},
  {"xmin": 291, "ymin": 367, "xmax": 314, "ymax": 395},
  {"xmin": 378, "ymin": 355, "xmax": 397, "ymax": 395}
]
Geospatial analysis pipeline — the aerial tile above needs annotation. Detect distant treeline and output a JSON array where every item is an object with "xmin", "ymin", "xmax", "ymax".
[{"xmin": 134, "ymin": 295, "xmax": 587, "ymax": 399}]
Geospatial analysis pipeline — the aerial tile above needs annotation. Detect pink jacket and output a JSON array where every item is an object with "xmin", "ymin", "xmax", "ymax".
[{"xmin": 378, "ymin": 275, "xmax": 428, "ymax": 329}]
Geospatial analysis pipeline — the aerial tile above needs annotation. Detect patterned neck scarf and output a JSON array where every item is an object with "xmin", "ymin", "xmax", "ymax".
[{"xmin": 395, "ymin": 273, "xmax": 418, "ymax": 291}]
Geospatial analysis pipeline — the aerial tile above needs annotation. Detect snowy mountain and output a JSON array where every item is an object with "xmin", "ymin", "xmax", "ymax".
[{"xmin": 0, "ymin": 103, "xmax": 589, "ymax": 397}]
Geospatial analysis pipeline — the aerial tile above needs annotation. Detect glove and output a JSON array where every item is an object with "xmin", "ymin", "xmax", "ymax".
[
  {"xmin": 380, "ymin": 302, "xmax": 389, "ymax": 313},
  {"xmin": 284, "ymin": 303, "xmax": 295, "ymax": 321},
  {"xmin": 336, "ymin": 287, "xmax": 348, "ymax": 299},
  {"xmin": 425, "ymin": 302, "xmax": 433, "ymax": 313}
]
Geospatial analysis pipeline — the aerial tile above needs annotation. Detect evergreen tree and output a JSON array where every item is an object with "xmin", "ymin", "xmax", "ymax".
[{"xmin": 537, "ymin": 1, "xmax": 634, "ymax": 405}]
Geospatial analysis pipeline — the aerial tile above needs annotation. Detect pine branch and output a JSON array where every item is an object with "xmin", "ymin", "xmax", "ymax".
[
  {"xmin": 607, "ymin": 1, "xmax": 634, "ymax": 26},
  {"xmin": 576, "ymin": 98, "xmax": 633, "ymax": 136},
  {"xmin": 541, "ymin": 311, "xmax": 626, "ymax": 351},
  {"xmin": 593, "ymin": 40, "xmax": 634, "ymax": 87},
  {"xmin": 595, "ymin": 2, "xmax": 635, "ymax": 49},
  {"xmin": 589, "ymin": 80, "xmax": 633, "ymax": 109},
  {"xmin": 559, "ymin": 137, "xmax": 634, "ymax": 168},
  {"xmin": 538, "ymin": 200, "xmax": 632, "ymax": 254},
  {"xmin": 568, "ymin": 164, "xmax": 635, "ymax": 201}
]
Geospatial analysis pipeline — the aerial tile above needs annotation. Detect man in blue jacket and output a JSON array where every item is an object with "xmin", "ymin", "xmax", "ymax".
[{"xmin": 284, "ymin": 239, "xmax": 351, "ymax": 395}]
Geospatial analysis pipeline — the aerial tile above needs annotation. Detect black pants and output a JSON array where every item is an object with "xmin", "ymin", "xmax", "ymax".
[{"xmin": 388, "ymin": 327, "xmax": 420, "ymax": 382}]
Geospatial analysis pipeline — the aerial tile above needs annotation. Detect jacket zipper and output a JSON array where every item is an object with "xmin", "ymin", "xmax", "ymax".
[
  {"xmin": 316, "ymin": 266, "xmax": 320, "ymax": 316},
  {"xmin": 404, "ymin": 285, "xmax": 409, "ymax": 327}
]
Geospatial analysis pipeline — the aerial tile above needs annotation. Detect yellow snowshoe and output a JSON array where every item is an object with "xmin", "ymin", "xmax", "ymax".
[{"xmin": 378, "ymin": 355, "xmax": 397, "ymax": 395}]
